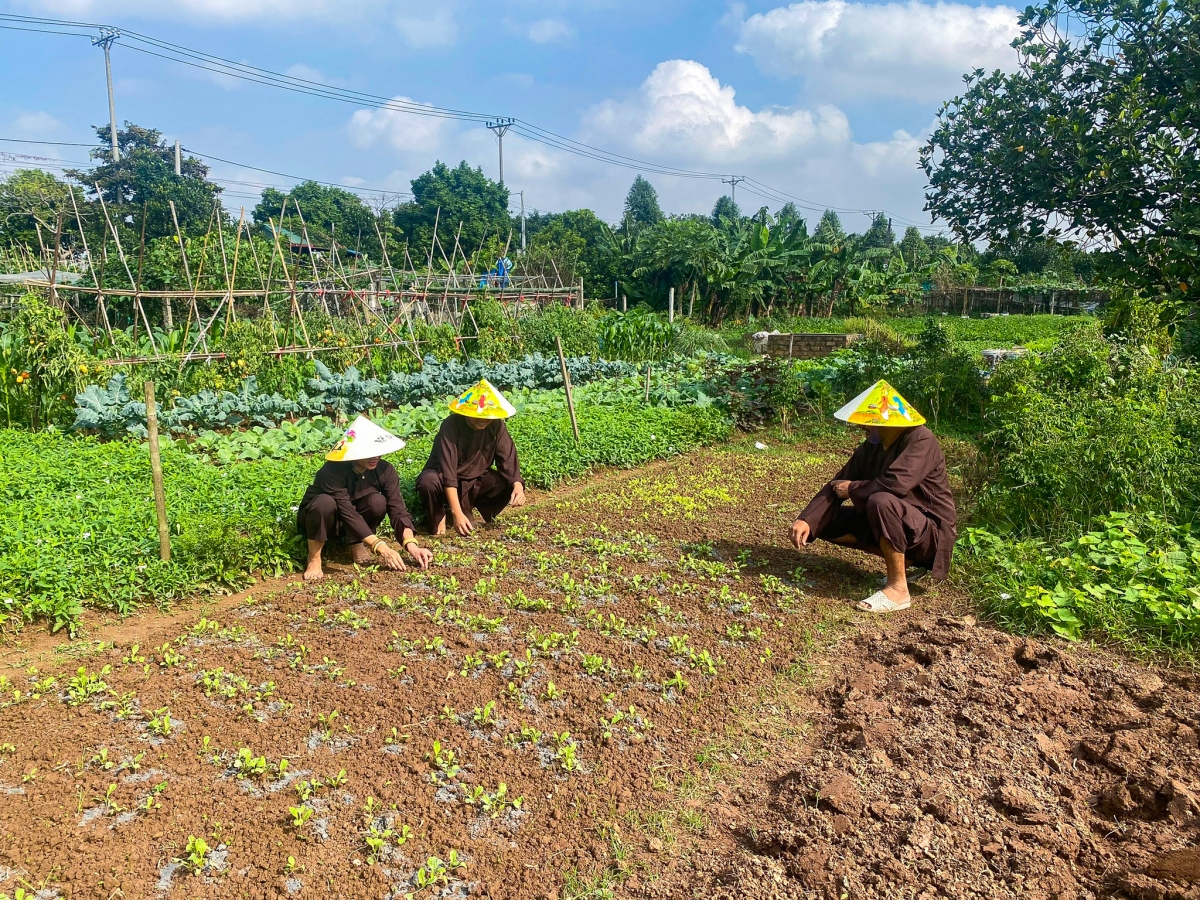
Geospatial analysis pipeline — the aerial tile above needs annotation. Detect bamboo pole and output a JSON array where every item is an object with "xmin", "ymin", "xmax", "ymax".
[
  {"xmin": 645, "ymin": 364, "xmax": 652, "ymax": 403},
  {"xmin": 555, "ymin": 335, "xmax": 580, "ymax": 446},
  {"xmin": 70, "ymin": 186, "xmax": 113, "ymax": 342},
  {"xmin": 144, "ymin": 380, "xmax": 171, "ymax": 562}
]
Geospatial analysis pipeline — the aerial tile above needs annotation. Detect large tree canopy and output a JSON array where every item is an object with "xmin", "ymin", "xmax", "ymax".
[
  {"xmin": 254, "ymin": 181, "xmax": 382, "ymax": 259},
  {"xmin": 0, "ymin": 169, "xmax": 86, "ymax": 251},
  {"xmin": 68, "ymin": 123, "xmax": 223, "ymax": 240},
  {"xmin": 392, "ymin": 161, "xmax": 510, "ymax": 262},
  {"xmin": 921, "ymin": 0, "xmax": 1200, "ymax": 300},
  {"xmin": 622, "ymin": 176, "xmax": 664, "ymax": 231}
]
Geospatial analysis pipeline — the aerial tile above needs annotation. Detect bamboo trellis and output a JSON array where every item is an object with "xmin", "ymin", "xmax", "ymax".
[{"xmin": 1, "ymin": 199, "xmax": 583, "ymax": 366}]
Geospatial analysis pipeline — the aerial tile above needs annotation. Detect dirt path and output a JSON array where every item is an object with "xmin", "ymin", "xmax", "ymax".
[{"xmin": 0, "ymin": 437, "xmax": 1193, "ymax": 900}]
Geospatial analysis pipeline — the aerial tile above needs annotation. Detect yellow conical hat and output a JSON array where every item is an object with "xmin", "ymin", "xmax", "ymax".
[
  {"xmin": 447, "ymin": 378, "xmax": 516, "ymax": 420},
  {"xmin": 834, "ymin": 380, "xmax": 926, "ymax": 427},
  {"xmin": 326, "ymin": 415, "xmax": 406, "ymax": 462}
]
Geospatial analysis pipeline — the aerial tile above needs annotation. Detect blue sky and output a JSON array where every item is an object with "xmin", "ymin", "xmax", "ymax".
[{"xmin": 0, "ymin": 0, "xmax": 1022, "ymax": 231}]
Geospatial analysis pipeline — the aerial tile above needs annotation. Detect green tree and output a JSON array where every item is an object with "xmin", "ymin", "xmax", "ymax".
[
  {"xmin": 68, "ymin": 123, "xmax": 223, "ymax": 240},
  {"xmin": 814, "ymin": 209, "xmax": 846, "ymax": 245},
  {"xmin": 921, "ymin": 0, "xmax": 1200, "ymax": 301},
  {"xmin": 0, "ymin": 169, "xmax": 86, "ymax": 252},
  {"xmin": 858, "ymin": 213, "xmax": 895, "ymax": 251},
  {"xmin": 521, "ymin": 209, "xmax": 620, "ymax": 293},
  {"xmin": 622, "ymin": 176, "xmax": 664, "ymax": 231},
  {"xmin": 392, "ymin": 161, "xmax": 510, "ymax": 265},
  {"xmin": 710, "ymin": 195, "xmax": 741, "ymax": 228},
  {"xmin": 254, "ymin": 182, "xmax": 383, "ymax": 260},
  {"xmin": 899, "ymin": 226, "xmax": 928, "ymax": 267}
]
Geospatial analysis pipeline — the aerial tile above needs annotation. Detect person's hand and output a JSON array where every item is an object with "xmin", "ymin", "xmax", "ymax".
[
  {"xmin": 377, "ymin": 544, "xmax": 406, "ymax": 571},
  {"xmin": 832, "ymin": 480, "xmax": 852, "ymax": 499},
  {"xmin": 790, "ymin": 518, "xmax": 811, "ymax": 550},
  {"xmin": 510, "ymin": 482, "xmax": 527, "ymax": 508},
  {"xmin": 407, "ymin": 544, "xmax": 433, "ymax": 570},
  {"xmin": 453, "ymin": 512, "xmax": 474, "ymax": 536}
]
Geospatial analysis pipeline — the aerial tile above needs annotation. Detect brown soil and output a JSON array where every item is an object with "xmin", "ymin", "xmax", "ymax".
[
  {"xmin": 642, "ymin": 617, "xmax": 1200, "ymax": 900},
  {"xmin": 0, "ymin": 436, "xmax": 1194, "ymax": 900}
]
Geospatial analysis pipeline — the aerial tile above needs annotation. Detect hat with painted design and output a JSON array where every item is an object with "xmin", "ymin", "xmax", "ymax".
[
  {"xmin": 326, "ymin": 415, "xmax": 406, "ymax": 462},
  {"xmin": 447, "ymin": 378, "xmax": 517, "ymax": 420},
  {"xmin": 834, "ymin": 379, "xmax": 926, "ymax": 427}
]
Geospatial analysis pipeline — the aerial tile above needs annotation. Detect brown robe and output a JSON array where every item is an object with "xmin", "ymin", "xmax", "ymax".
[
  {"xmin": 297, "ymin": 459, "xmax": 415, "ymax": 544},
  {"xmin": 797, "ymin": 425, "xmax": 958, "ymax": 579},
  {"xmin": 416, "ymin": 415, "xmax": 523, "ymax": 529}
]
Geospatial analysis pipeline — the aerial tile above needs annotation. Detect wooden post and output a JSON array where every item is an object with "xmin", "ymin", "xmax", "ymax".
[
  {"xmin": 668, "ymin": 286, "xmax": 675, "ymax": 323},
  {"xmin": 689, "ymin": 282, "xmax": 696, "ymax": 318},
  {"xmin": 644, "ymin": 364, "xmax": 652, "ymax": 403},
  {"xmin": 554, "ymin": 335, "xmax": 581, "ymax": 446},
  {"xmin": 144, "ymin": 381, "xmax": 171, "ymax": 562},
  {"xmin": 621, "ymin": 294, "xmax": 627, "ymax": 313}
]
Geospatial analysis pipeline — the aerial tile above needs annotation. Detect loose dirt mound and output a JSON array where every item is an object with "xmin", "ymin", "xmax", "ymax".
[{"xmin": 665, "ymin": 616, "xmax": 1200, "ymax": 900}]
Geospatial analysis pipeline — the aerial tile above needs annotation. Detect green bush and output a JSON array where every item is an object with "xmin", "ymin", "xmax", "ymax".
[
  {"xmin": 961, "ymin": 514, "xmax": 1200, "ymax": 654},
  {"xmin": 517, "ymin": 304, "xmax": 602, "ymax": 357},
  {"xmin": 971, "ymin": 320, "xmax": 1200, "ymax": 537}
]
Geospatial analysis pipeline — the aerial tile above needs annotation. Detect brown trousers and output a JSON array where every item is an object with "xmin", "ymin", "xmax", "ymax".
[
  {"xmin": 296, "ymin": 492, "xmax": 386, "ymax": 544},
  {"xmin": 415, "ymin": 470, "xmax": 512, "ymax": 533},
  {"xmin": 817, "ymin": 493, "xmax": 938, "ymax": 567}
]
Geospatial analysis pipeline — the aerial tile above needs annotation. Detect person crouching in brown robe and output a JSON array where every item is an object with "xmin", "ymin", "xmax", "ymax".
[
  {"xmin": 416, "ymin": 378, "xmax": 526, "ymax": 536},
  {"xmin": 790, "ymin": 381, "xmax": 957, "ymax": 613},
  {"xmin": 297, "ymin": 416, "xmax": 432, "ymax": 580}
]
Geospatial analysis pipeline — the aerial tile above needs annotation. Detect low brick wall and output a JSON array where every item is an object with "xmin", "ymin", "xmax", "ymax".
[{"xmin": 762, "ymin": 333, "xmax": 861, "ymax": 360}]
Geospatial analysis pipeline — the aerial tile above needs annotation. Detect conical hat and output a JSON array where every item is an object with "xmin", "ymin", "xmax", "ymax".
[
  {"xmin": 834, "ymin": 380, "xmax": 926, "ymax": 427},
  {"xmin": 326, "ymin": 415, "xmax": 406, "ymax": 462},
  {"xmin": 447, "ymin": 378, "xmax": 516, "ymax": 420}
]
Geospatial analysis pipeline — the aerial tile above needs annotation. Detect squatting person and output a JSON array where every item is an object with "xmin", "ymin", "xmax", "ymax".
[
  {"xmin": 416, "ymin": 378, "xmax": 526, "ymax": 536},
  {"xmin": 790, "ymin": 380, "xmax": 957, "ymax": 613},
  {"xmin": 297, "ymin": 415, "xmax": 433, "ymax": 580}
]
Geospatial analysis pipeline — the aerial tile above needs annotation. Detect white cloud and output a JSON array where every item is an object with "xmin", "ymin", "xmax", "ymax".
[
  {"xmin": 347, "ymin": 97, "xmax": 452, "ymax": 154},
  {"xmin": 10, "ymin": 111, "xmax": 64, "ymax": 138},
  {"xmin": 735, "ymin": 0, "xmax": 1020, "ymax": 101},
  {"xmin": 527, "ymin": 18, "xmax": 575, "ymax": 43},
  {"xmin": 341, "ymin": 59, "xmax": 939, "ymax": 229},
  {"xmin": 18, "ymin": 0, "xmax": 458, "ymax": 46}
]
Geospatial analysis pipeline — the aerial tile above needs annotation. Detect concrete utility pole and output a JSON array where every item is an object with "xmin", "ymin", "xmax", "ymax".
[
  {"xmin": 92, "ymin": 28, "xmax": 122, "ymax": 162},
  {"xmin": 486, "ymin": 118, "xmax": 515, "ymax": 184},
  {"xmin": 174, "ymin": 140, "xmax": 181, "ymax": 177},
  {"xmin": 721, "ymin": 175, "xmax": 746, "ymax": 209},
  {"xmin": 519, "ymin": 189, "xmax": 526, "ymax": 252}
]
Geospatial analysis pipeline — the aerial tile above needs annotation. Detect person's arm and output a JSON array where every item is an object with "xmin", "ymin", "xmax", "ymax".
[
  {"xmin": 315, "ymin": 466, "xmax": 375, "ymax": 543},
  {"xmin": 849, "ymin": 430, "xmax": 935, "ymax": 507},
  {"xmin": 434, "ymin": 420, "xmax": 473, "ymax": 535},
  {"xmin": 494, "ymin": 423, "xmax": 526, "ymax": 506},
  {"xmin": 376, "ymin": 465, "xmax": 432, "ymax": 569}
]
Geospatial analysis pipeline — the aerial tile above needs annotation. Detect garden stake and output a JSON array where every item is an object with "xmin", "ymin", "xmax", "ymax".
[
  {"xmin": 144, "ymin": 381, "xmax": 171, "ymax": 563},
  {"xmin": 555, "ymin": 335, "xmax": 581, "ymax": 445},
  {"xmin": 645, "ymin": 364, "xmax": 652, "ymax": 403}
]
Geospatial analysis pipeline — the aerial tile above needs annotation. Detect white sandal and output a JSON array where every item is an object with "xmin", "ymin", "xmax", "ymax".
[{"xmin": 857, "ymin": 590, "xmax": 911, "ymax": 613}]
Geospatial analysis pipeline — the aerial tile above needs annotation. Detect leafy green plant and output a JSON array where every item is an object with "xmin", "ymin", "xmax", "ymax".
[{"xmin": 180, "ymin": 835, "xmax": 210, "ymax": 874}]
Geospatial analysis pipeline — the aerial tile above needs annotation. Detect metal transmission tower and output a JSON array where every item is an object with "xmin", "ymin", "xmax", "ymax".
[
  {"xmin": 721, "ymin": 175, "xmax": 746, "ymax": 209},
  {"xmin": 486, "ymin": 117, "xmax": 514, "ymax": 184},
  {"xmin": 91, "ymin": 28, "xmax": 122, "ymax": 162}
]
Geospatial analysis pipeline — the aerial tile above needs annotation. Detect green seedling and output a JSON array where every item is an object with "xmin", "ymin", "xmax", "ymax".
[
  {"xmin": 326, "ymin": 768, "xmax": 348, "ymax": 788},
  {"xmin": 688, "ymin": 648, "xmax": 722, "ymax": 676},
  {"xmin": 95, "ymin": 783, "xmax": 123, "ymax": 814},
  {"xmin": 123, "ymin": 643, "xmax": 147, "ymax": 665},
  {"xmin": 463, "ymin": 785, "xmax": 486, "ymax": 805},
  {"xmin": 181, "ymin": 835, "xmax": 210, "ymax": 874},
  {"xmin": 65, "ymin": 665, "xmax": 111, "ymax": 706},
  {"xmin": 233, "ymin": 747, "xmax": 268, "ymax": 778},
  {"xmin": 666, "ymin": 635, "xmax": 691, "ymax": 656},
  {"xmin": 503, "ymin": 681, "xmax": 520, "ymax": 702},
  {"xmin": 283, "ymin": 856, "xmax": 298, "ymax": 876},
  {"xmin": 363, "ymin": 796, "xmax": 379, "ymax": 814},
  {"xmin": 426, "ymin": 741, "xmax": 461, "ymax": 780},
  {"xmin": 122, "ymin": 751, "xmax": 146, "ymax": 773},
  {"xmin": 20, "ymin": 768, "xmax": 36, "ymax": 784},
  {"xmin": 288, "ymin": 805, "xmax": 313, "ymax": 830},
  {"xmin": 481, "ymin": 783, "xmax": 523, "ymax": 818},
  {"xmin": 316, "ymin": 709, "xmax": 340, "ymax": 739},
  {"xmin": 415, "ymin": 850, "xmax": 464, "ymax": 888},
  {"xmin": 471, "ymin": 701, "xmax": 497, "ymax": 727},
  {"xmin": 542, "ymin": 681, "xmax": 560, "ymax": 701},
  {"xmin": 460, "ymin": 652, "xmax": 485, "ymax": 677},
  {"xmin": 90, "ymin": 747, "xmax": 114, "ymax": 771},
  {"xmin": 294, "ymin": 780, "xmax": 317, "ymax": 802},
  {"xmin": 438, "ymin": 704, "xmax": 457, "ymax": 723},
  {"xmin": 513, "ymin": 650, "xmax": 535, "ymax": 677},
  {"xmin": 663, "ymin": 671, "xmax": 690, "ymax": 693},
  {"xmin": 147, "ymin": 707, "xmax": 174, "ymax": 737}
]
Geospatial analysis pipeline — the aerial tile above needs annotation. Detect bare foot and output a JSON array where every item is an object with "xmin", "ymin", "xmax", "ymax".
[
  {"xmin": 350, "ymin": 542, "xmax": 373, "ymax": 565},
  {"xmin": 303, "ymin": 561, "xmax": 325, "ymax": 581},
  {"xmin": 880, "ymin": 582, "xmax": 911, "ymax": 606},
  {"xmin": 434, "ymin": 520, "xmax": 446, "ymax": 536}
]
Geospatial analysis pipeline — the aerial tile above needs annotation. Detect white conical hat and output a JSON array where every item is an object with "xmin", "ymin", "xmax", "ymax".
[{"xmin": 326, "ymin": 415, "xmax": 406, "ymax": 462}]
